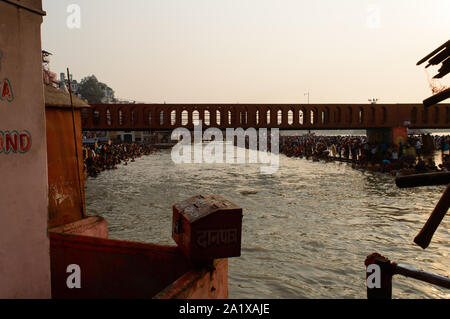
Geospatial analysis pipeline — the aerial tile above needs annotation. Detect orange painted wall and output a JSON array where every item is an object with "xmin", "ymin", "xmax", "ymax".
[{"xmin": 46, "ymin": 107, "xmax": 85, "ymax": 228}]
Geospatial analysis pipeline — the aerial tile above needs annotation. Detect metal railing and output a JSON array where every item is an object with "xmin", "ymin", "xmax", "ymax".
[{"xmin": 365, "ymin": 172, "xmax": 450, "ymax": 299}]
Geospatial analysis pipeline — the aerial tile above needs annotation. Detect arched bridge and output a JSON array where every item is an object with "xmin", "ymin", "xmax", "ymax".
[{"xmin": 82, "ymin": 103, "xmax": 450, "ymax": 131}]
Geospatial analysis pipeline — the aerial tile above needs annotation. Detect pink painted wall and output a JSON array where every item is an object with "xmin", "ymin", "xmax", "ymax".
[{"xmin": 0, "ymin": 0, "xmax": 51, "ymax": 298}]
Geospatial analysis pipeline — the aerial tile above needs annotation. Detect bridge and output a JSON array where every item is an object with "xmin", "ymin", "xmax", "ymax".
[{"xmin": 82, "ymin": 103, "xmax": 450, "ymax": 131}]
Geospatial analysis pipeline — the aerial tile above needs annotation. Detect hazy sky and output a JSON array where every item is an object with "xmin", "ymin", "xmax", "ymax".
[{"xmin": 42, "ymin": 0, "xmax": 449, "ymax": 104}]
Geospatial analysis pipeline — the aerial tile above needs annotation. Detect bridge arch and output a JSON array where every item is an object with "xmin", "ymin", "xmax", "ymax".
[
  {"xmin": 310, "ymin": 107, "xmax": 318, "ymax": 125},
  {"xmin": 192, "ymin": 110, "xmax": 200, "ymax": 126},
  {"xmin": 422, "ymin": 107, "xmax": 428, "ymax": 124},
  {"xmin": 334, "ymin": 107, "xmax": 341, "ymax": 124},
  {"xmin": 317, "ymin": 106, "xmax": 329, "ymax": 125},
  {"xmin": 346, "ymin": 106, "xmax": 352, "ymax": 125},
  {"xmin": 92, "ymin": 108, "xmax": 100, "ymax": 125},
  {"xmin": 298, "ymin": 107, "xmax": 305, "ymax": 126},
  {"xmin": 215, "ymin": 109, "xmax": 221, "ymax": 126},
  {"xmin": 277, "ymin": 109, "xmax": 282, "ymax": 126},
  {"xmin": 204, "ymin": 109, "xmax": 211, "ymax": 126},
  {"xmin": 447, "ymin": 107, "xmax": 450, "ymax": 124},
  {"xmin": 288, "ymin": 109, "xmax": 294, "ymax": 125},
  {"xmin": 433, "ymin": 106, "xmax": 439, "ymax": 124},
  {"xmin": 381, "ymin": 106, "xmax": 387, "ymax": 124},
  {"xmin": 266, "ymin": 108, "xmax": 271, "ymax": 125},
  {"xmin": 158, "ymin": 110, "xmax": 164, "ymax": 126},
  {"xmin": 369, "ymin": 106, "xmax": 376, "ymax": 124},
  {"xmin": 181, "ymin": 110, "xmax": 188, "ymax": 126},
  {"xmin": 170, "ymin": 110, "xmax": 177, "ymax": 126},
  {"xmin": 118, "ymin": 108, "xmax": 125, "ymax": 126},
  {"xmin": 324, "ymin": 107, "xmax": 330, "ymax": 125},
  {"xmin": 411, "ymin": 107, "xmax": 418, "ymax": 124},
  {"xmin": 240, "ymin": 107, "xmax": 248, "ymax": 126},
  {"xmin": 358, "ymin": 107, "xmax": 364, "ymax": 124},
  {"xmin": 143, "ymin": 107, "xmax": 152, "ymax": 126},
  {"xmin": 105, "ymin": 108, "xmax": 111, "ymax": 126},
  {"xmin": 131, "ymin": 108, "xmax": 138, "ymax": 127}
]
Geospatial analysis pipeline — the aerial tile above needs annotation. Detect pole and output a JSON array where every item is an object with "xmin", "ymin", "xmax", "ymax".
[
  {"xmin": 67, "ymin": 68, "xmax": 85, "ymax": 218},
  {"xmin": 364, "ymin": 253, "xmax": 393, "ymax": 299},
  {"xmin": 414, "ymin": 184, "xmax": 450, "ymax": 249},
  {"xmin": 395, "ymin": 172, "xmax": 450, "ymax": 188},
  {"xmin": 393, "ymin": 263, "xmax": 450, "ymax": 289}
]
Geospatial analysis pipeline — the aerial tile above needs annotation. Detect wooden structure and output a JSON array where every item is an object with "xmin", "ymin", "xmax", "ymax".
[
  {"xmin": 172, "ymin": 195, "xmax": 243, "ymax": 263},
  {"xmin": 45, "ymin": 85, "xmax": 88, "ymax": 228}
]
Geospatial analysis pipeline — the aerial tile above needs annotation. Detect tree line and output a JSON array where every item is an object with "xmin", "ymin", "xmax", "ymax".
[{"xmin": 77, "ymin": 75, "xmax": 115, "ymax": 104}]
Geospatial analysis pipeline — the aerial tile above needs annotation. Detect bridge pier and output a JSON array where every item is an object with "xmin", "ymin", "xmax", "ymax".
[
  {"xmin": 366, "ymin": 127, "xmax": 409, "ymax": 146},
  {"xmin": 366, "ymin": 128, "xmax": 393, "ymax": 145}
]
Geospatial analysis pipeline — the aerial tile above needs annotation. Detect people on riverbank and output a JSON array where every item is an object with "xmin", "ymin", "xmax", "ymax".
[
  {"xmin": 83, "ymin": 142, "xmax": 159, "ymax": 178},
  {"xmin": 278, "ymin": 134, "xmax": 450, "ymax": 176}
]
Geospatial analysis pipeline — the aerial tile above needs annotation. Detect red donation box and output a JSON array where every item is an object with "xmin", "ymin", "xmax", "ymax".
[{"xmin": 172, "ymin": 195, "xmax": 243, "ymax": 263}]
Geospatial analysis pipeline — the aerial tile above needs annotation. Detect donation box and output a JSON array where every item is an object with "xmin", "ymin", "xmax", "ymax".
[{"xmin": 172, "ymin": 195, "xmax": 243, "ymax": 263}]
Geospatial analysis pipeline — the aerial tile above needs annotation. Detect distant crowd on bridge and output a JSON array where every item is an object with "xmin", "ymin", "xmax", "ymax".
[
  {"xmin": 278, "ymin": 134, "xmax": 450, "ymax": 175},
  {"xmin": 83, "ymin": 142, "xmax": 159, "ymax": 178}
]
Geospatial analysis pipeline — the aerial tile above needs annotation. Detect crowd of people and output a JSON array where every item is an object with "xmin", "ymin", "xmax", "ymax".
[
  {"xmin": 83, "ymin": 134, "xmax": 450, "ymax": 178},
  {"xmin": 278, "ymin": 134, "xmax": 450, "ymax": 176},
  {"xmin": 83, "ymin": 142, "xmax": 159, "ymax": 178}
]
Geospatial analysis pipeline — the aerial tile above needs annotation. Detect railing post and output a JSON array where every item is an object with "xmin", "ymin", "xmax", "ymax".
[{"xmin": 365, "ymin": 253, "xmax": 393, "ymax": 299}]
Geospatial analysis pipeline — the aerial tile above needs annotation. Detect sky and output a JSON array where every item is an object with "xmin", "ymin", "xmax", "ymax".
[{"xmin": 41, "ymin": 0, "xmax": 450, "ymax": 104}]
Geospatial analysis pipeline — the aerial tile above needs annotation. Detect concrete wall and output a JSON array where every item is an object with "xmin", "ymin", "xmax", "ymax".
[{"xmin": 0, "ymin": 0, "xmax": 51, "ymax": 298}]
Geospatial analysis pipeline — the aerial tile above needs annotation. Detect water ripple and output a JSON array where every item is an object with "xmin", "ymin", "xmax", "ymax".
[{"xmin": 85, "ymin": 147, "xmax": 449, "ymax": 299}]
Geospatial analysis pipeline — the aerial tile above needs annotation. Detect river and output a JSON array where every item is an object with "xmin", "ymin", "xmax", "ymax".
[{"xmin": 85, "ymin": 143, "xmax": 449, "ymax": 299}]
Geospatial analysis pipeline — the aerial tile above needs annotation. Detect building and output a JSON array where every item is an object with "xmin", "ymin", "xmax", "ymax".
[
  {"xmin": 59, "ymin": 72, "xmax": 80, "ymax": 96},
  {"xmin": 42, "ymin": 50, "xmax": 59, "ymax": 88},
  {"xmin": 99, "ymin": 82, "xmax": 115, "ymax": 103}
]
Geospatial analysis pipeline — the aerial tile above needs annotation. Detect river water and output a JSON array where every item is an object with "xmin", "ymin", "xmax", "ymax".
[{"xmin": 85, "ymin": 143, "xmax": 449, "ymax": 299}]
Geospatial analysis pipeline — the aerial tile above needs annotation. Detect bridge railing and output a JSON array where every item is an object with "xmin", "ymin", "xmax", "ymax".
[{"xmin": 81, "ymin": 103, "xmax": 450, "ymax": 131}]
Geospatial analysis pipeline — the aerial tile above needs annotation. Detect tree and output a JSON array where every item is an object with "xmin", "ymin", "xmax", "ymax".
[
  {"xmin": 98, "ymin": 82, "xmax": 115, "ymax": 103},
  {"xmin": 78, "ymin": 75, "xmax": 105, "ymax": 104}
]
